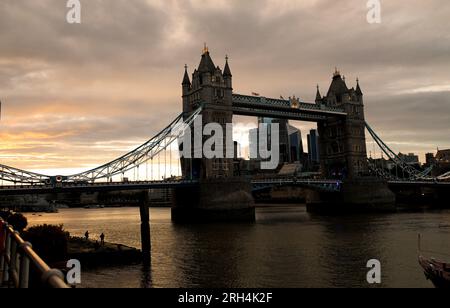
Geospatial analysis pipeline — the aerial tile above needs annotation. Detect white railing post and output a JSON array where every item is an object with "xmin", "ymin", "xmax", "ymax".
[
  {"xmin": 0, "ymin": 220, "xmax": 68, "ymax": 288},
  {"xmin": 41, "ymin": 269, "xmax": 66, "ymax": 287},
  {"xmin": 19, "ymin": 242, "xmax": 32, "ymax": 288},
  {"xmin": 3, "ymin": 232, "xmax": 11, "ymax": 284},
  {"xmin": 0, "ymin": 223, "xmax": 5, "ymax": 279},
  {"xmin": 0, "ymin": 221, "xmax": 6, "ymax": 285},
  {"xmin": 10, "ymin": 233, "xmax": 18, "ymax": 287},
  {"xmin": 0, "ymin": 251, "xmax": 3, "ymax": 283}
]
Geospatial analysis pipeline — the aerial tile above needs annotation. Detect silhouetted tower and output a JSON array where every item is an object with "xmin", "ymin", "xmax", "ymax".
[
  {"xmin": 316, "ymin": 70, "xmax": 368, "ymax": 179},
  {"xmin": 181, "ymin": 46, "xmax": 234, "ymax": 179}
]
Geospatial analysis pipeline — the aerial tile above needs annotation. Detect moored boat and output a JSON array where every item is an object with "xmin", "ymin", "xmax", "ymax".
[{"xmin": 418, "ymin": 234, "xmax": 450, "ymax": 288}]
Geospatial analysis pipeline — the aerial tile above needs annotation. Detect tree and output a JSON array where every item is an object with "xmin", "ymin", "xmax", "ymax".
[
  {"xmin": 23, "ymin": 224, "xmax": 69, "ymax": 264},
  {"xmin": 7, "ymin": 213, "xmax": 28, "ymax": 232}
]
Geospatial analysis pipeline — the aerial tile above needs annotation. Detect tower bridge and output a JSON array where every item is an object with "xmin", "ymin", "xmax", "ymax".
[{"xmin": 1, "ymin": 47, "xmax": 450, "ymax": 219}]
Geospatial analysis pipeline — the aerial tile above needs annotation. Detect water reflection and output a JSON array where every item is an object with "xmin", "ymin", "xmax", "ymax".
[
  {"xmin": 140, "ymin": 264, "xmax": 152, "ymax": 289},
  {"xmin": 317, "ymin": 215, "xmax": 385, "ymax": 288}
]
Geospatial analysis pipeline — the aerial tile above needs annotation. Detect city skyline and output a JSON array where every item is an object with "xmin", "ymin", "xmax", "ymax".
[{"xmin": 1, "ymin": 0, "xmax": 449, "ymax": 174}]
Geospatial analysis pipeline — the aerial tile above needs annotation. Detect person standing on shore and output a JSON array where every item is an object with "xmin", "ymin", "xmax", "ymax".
[
  {"xmin": 100, "ymin": 233, "xmax": 105, "ymax": 246},
  {"xmin": 85, "ymin": 230, "xmax": 89, "ymax": 241}
]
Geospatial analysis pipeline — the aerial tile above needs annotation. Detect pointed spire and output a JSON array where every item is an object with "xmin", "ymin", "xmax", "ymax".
[
  {"xmin": 223, "ymin": 54, "xmax": 232, "ymax": 77},
  {"xmin": 342, "ymin": 75, "xmax": 348, "ymax": 88},
  {"xmin": 356, "ymin": 78, "xmax": 363, "ymax": 95},
  {"xmin": 328, "ymin": 68, "xmax": 349, "ymax": 96},
  {"xmin": 203, "ymin": 43, "xmax": 209, "ymax": 54},
  {"xmin": 182, "ymin": 64, "xmax": 191, "ymax": 86},
  {"xmin": 316, "ymin": 84, "xmax": 322, "ymax": 102},
  {"xmin": 333, "ymin": 67, "xmax": 340, "ymax": 78},
  {"xmin": 198, "ymin": 45, "xmax": 216, "ymax": 74}
]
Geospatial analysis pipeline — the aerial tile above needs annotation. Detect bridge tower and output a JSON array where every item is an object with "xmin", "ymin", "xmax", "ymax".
[
  {"xmin": 316, "ymin": 70, "xmax": 368, "ymax": 179},
  {"xmin": 181, "ymin": 45, "xmax": 233, "ymax": 179},
  {"xmin": 174, "ymin": 46, "xmax": 255, "ymax": 223},
  {"xmin": 308, "ymin": 70, "xmax": 395, "ymax": 212}
]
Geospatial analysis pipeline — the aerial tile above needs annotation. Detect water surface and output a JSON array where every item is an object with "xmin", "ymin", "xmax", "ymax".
[{"xmin": 26, "ymin": 206, "xmax": 450, "ymax": 288}]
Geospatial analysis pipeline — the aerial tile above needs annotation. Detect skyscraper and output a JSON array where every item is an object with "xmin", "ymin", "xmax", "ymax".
[
  {"xmin": 288, "ymin": 125, "xmax": 303, "ymax": 162},
  {"xmin": 307, "ymin": 129, "xmax": 320, "ymax": 163},
  {"xmin": 258, "ymin": 117, "xmax": 290, "ymax": 164},
  {"xmin": 249, "ymin": 117, "xmax": 290, "ymax": 166}
]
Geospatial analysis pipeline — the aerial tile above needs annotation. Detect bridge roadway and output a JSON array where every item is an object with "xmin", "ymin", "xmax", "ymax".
[
  {"xmin": 252, "ymin": 178, "xmax": 342, "ymax": 192},
  {"xmin": 0, "ymin": 180, "xmax": 199, "ymax": 195},
  {"xmin": 387, "ymin": 180, "xmax": 450, "ymax": 188},
  {"xmin": 0, "ymin": 178, "xmax": 342, "ymax": 195},
  {"xmin": 1, "ymin": 178, "xmax": 448, "ymax": 196}
]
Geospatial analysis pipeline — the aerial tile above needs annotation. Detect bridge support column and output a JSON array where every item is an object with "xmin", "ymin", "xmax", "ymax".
[
  {"xmin": 172, "ymin": 177, "xmax": 255, "ymax": 223},
  {"xmin": 306, "ymin": 177, "xmax": 396, "ymax": 214},
  {"xmin": 139, "ymin": 192, "xmax": 151, "ymax": 264}
]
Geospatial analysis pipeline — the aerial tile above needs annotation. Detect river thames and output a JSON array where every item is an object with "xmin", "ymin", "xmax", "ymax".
[{"xmin": 25, "ymin": 206, "xmax": 450, "ymax": 288}]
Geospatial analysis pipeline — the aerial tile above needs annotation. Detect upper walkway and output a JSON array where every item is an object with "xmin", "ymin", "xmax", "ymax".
[{"xmin": 231, "ymin": 94, "xmax": 347, "ymax": 122}]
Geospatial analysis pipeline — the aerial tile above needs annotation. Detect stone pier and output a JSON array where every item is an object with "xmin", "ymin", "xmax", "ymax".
[
  {"xmin": 172, "ymin": 177, "xmax": 255, "ymax": 223},
  {"xmin": 137, "ymin": 191, "xmax": 151, "ymax": 264},
  {"xmin": 306, "ymin": 177, "xmax": 396, "ymax": 214}
]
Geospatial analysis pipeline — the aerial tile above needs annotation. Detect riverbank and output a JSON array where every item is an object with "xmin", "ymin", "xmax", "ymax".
[{"xmin": 67, "ymin": 237, "xmax": 142, "ymax": 267}]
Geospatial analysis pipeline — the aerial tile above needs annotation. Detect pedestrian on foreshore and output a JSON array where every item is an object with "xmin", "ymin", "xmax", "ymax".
[
  {"xmin": 85, "ymin": 230, "xmax": 89, "ymax": 241},
  {"xmin": 100, "ymin": 233, "xmax": 105, "ymax": 246}
]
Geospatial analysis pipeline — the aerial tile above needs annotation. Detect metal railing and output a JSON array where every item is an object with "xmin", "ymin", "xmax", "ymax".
[{"xmin": 0, "ymin": 218, "xmax": 69, "ymax": 288}]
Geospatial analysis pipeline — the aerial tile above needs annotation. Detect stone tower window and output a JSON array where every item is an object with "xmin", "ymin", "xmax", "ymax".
[
  {"xmin": 215, "ymin": 89, "xmax": 224, "ymax": 99},
  {"xmin": 223, "ymin": 159, "xmax": 229, "ymax": 171}
]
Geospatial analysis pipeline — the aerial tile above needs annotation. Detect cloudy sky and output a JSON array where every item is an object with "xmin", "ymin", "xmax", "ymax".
[{"xmin": 0, "ymin": 0, "xmax": 449, "ymax": 174}]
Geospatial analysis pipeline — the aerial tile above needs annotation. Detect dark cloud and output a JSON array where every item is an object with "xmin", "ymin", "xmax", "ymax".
[{"xmin": 0, "ymin": 0, "xmax": 449, "ymax": 170}]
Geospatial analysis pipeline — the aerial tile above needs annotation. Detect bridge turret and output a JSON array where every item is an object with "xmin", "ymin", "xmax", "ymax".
[
  {"xmin": 182, "ymin": 65, "xmax": 191, "ymax": 118},
  {"xmin": 174, "ymin": 47, "xmax": 254, "ymax": 223},
  {"xmin": 180, "ymin": 46, "xmax": 234, "ymax": 179},
  {"xmin": 182, "ymin": 64, "xmax": 191, "ymax": 88},
  {"xmin": 223, "ymin": 55, "xmax": 232, "ymax": 89},
  {"xmin": 318, "ymin": 70, "xmax": 368, "ymax": 179},
  {"xmin": 355, "ymin": 78, "xmax": 363, "ymax": 101},
  {"xmin": 326, "ymin": 69, "xmax": 349, "ymax": 106},
  {"xmin": 315, "ymin": 85, "xmax": 322, "ymax": 104}
]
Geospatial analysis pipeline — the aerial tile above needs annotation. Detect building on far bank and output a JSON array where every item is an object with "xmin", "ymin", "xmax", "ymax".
[
  {"xmin": 436, "ymin": 149, "xmax": 450, "ymax": 163},
  {"xmin": 430, "ymin": 149, "xmax": 450, "ymax": 176},
  {"xmin": 398, "ymin": 153, "xmax": 420, "ymax": 167},
  {"xmin": 425, "ymin": 153, "xmax": 436, "ymax": 166}
]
